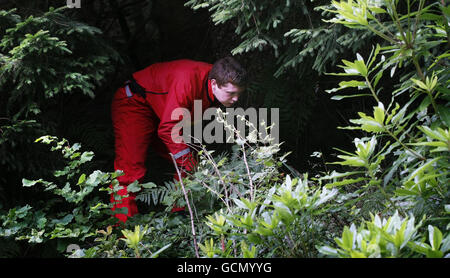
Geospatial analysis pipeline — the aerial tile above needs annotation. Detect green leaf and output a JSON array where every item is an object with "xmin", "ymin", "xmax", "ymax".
[
  {"xmin": 234, "ymin": 198, "xmax": 248, "ymax": 210},
  {"xmin": 325, "ymin": 177, "xmax": 367, "ymax": 188},
  {"xmin": 408, "ymin": 141, "xmax": 447, "ymax": 148},
  {"xmin": 77, "ymin": 174, "xmax": 86, "ymax": 185},
  {"xmin": 126, "ymin": 180, "xmax": 141, "ymax": 193},
  {"xmin": 150, "ymin": 243, "xmax": 172, "ymax": 258},
  {"xmin": 338, "ymin": 80, "xmax": 367, "ymax": 88},
  {"xmin": 409, "ymin": 241, "xmax": 430, "ymax": 255},
  {"xmin": 411, "ymin": 78, "xmax": 428, "ymax": 91},
  {"xmin": 350, "ymin": 115, "xmax": 384, "ymax": 133},
  {"xmin": 368, "ymin": 44, "xmax": 381, "ymax": 69},
  {"xmin": 393, "ymin": 221, "xmax": 407, "ymax": 250},
  {"xmin": 22, "ymin": 178, "xmax": 43, "ymax": 187},
  {"xmin": 319, "ymin": 170, "xmax": 366, "ymax": 181},
  {"xmin": 36, "ymin": 215, "xmax": 47, "ymax": 229},
  {"xmin": 333, "ymin": 155, "xmax": 366, "ymax": 167},
  {"xmin": 140, "ymin": 182, "xmax": 157, "ymax": 189},
  {"xmin": 407, "ymin": 157, "xmax": 442, "ymax": 182},
  {"xmin": 368, "ymin": 7, "xmax": 386, "ymax": 14},
  {"xmin": 373, "ymin": 69, "xmax": 383, "ymax": 87},
  {"xmin": 52, "ymin": 214, "xmax": 73, "ymax": 226},
  {"xmin": 247, "ymin": 233, "xmax": 263, "ymax": 245},
  {"xmin": 256, "ymin": 225, "xmax": 274, "ymax": 236},
  {"xmin": 373, "ymin": 102, "xmax": 385, "ymax": 125},
  {"xmin": 428, "ymin": 225, "xmax": 443, "ymax": 251},
  {"xmin": 341, "ymin": 226, "xmax": 354, "ymax": 251},
  {"xmin": 426, "ymin": 249, "xmax": 444, "ymax": 258},
  {"xmin": 437, "ymin": 105, "xmax": 450, "ymax": 127},
  {"xmin": 417, "ymin": 126, "xmax": 447, "ymax": 142},
  {"xmin": 80, "ymin": 151, "xmax": 94, "ymax": 163},
  {"xmin": 317, "ymin": 245, "xmax": 339, "ymax": 257},
  {"xmin": 354, "ymin": 59, "xmax": 368, "ymax": 77},
  {"xmin": 441, "ymin": 234, "xmax": 450, "ymax": 253},
  {"xmin": 241, "ymin": 241, "xmax": 257, "ymax": 258},
  {"xmin": 350, "ymin": 250, "xmax": 366, "ymax": 258},
  {"xmin": 330, "ymin": 94, "xmax": 372, "ymax": 100}
]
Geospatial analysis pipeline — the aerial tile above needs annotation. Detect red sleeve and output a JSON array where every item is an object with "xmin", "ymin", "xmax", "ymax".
[{"xmin": 157, "ymin": 80, "xmax": 197, "ymax": 174}]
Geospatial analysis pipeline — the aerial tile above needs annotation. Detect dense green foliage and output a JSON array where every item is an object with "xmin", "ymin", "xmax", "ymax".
[
  {"xmin": 0, "ymin": 0, "xmax": 448, "ymax": 258},
  {"xmin": 314, "ymin": 0, "xmax": 450, "ymax": 257},
  {"xmin": 185, "ymin": 0, "xmax": 373, "ymax": 76},
  {"xmin": 0, "ymin": 6, "xmax": 120, "ymax": 213}
]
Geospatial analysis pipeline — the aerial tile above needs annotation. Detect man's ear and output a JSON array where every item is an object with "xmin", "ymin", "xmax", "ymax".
[{"xmin": 210, "ymin": 79, "xmax": 217, "ymax": 87}]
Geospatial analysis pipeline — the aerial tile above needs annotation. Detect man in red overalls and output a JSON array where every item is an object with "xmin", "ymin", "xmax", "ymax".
[{"xmin": 110, "ymin": 57, "xmax": 247, "ymax": 223}]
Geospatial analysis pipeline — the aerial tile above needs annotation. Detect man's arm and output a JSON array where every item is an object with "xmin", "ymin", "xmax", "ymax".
[{"xmin": 158, "ymin": 81, "xmax": 197, "ymax": 176}]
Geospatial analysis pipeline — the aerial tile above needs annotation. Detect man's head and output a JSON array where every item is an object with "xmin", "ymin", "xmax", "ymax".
[{"xmin": 209, "ymin": 57, "xmax": 247, "ymax": 107}]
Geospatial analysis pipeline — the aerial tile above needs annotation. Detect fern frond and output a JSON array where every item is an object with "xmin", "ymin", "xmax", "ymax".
[{"xmin": 136, "ymin": 181, "xmax": 177, "ymax": 206}]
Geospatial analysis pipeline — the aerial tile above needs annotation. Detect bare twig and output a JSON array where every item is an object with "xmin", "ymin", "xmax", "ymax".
[
  {"xmin": 200, "ymin": 180, "xmax": 232, "ymax": 214},
  {"xmin": 169, "ymin": 153, "xmax": 199, "ymax": 258},
  {"xmin": 187, "ymin": 136, "xmax": 231, "ymax": 205},
  {"xmin": 241, "ymin": 144, "xmax": 254, "ymax": 202}
]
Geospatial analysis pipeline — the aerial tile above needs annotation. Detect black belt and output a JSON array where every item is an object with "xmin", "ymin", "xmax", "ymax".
[{"xmin": 124, "ymin": 77, "xmax": 168, "ymax": 99}]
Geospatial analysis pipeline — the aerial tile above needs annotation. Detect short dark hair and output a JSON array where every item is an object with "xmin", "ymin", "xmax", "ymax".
[{"xmin": 208, "ymin": 57, "xmax": 248, "ymax": 88}]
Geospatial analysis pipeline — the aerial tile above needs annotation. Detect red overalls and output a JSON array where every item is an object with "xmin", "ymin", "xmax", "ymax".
[{"xmin": 110, "ymin": 59, "xmax": 219, "ymax": 222}]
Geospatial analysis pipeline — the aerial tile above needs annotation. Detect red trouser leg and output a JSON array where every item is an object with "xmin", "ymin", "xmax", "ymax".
[
  {"xmin": 110, "ymin": 87, "xmax": 157, "ymax": 223},
  {"xmin": 150, "ymin": 137, "xmax": 185, "ymax": 213}
]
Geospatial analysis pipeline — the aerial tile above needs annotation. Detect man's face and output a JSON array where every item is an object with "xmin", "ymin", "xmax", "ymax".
[{"xmin": 211, "ymin": 79, "xmax": 244, "ymax": 107}]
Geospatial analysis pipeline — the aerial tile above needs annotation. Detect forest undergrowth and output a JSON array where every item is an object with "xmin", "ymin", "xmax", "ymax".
[{"xmin": 0, "ymin": 0, "xmax": 448, "ymax": 258}]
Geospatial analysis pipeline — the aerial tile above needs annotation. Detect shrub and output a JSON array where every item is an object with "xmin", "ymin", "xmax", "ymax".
[
  {"xmin": 315, "ymin": 0, "xmax": 449, "ymax": 257},
  {"xmin": 0, "ymin": 7, "xmax": 120, "ymax": 202}
]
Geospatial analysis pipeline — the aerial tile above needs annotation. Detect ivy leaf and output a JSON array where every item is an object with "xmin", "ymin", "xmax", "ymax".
[
  {"xmin": 36, "ymin": 215, "xmax": 47, "ymax": 229},
  {"xmin": 126, "ymin": 180, "xmax": 141, "ymax": 193},
  {"xmin": 52, "ymin": 214, "xmax": 74, "ymax": 226},
  {"xmin": 80, "ymin": 151, "xmax": 94, "ymax": 164}
]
